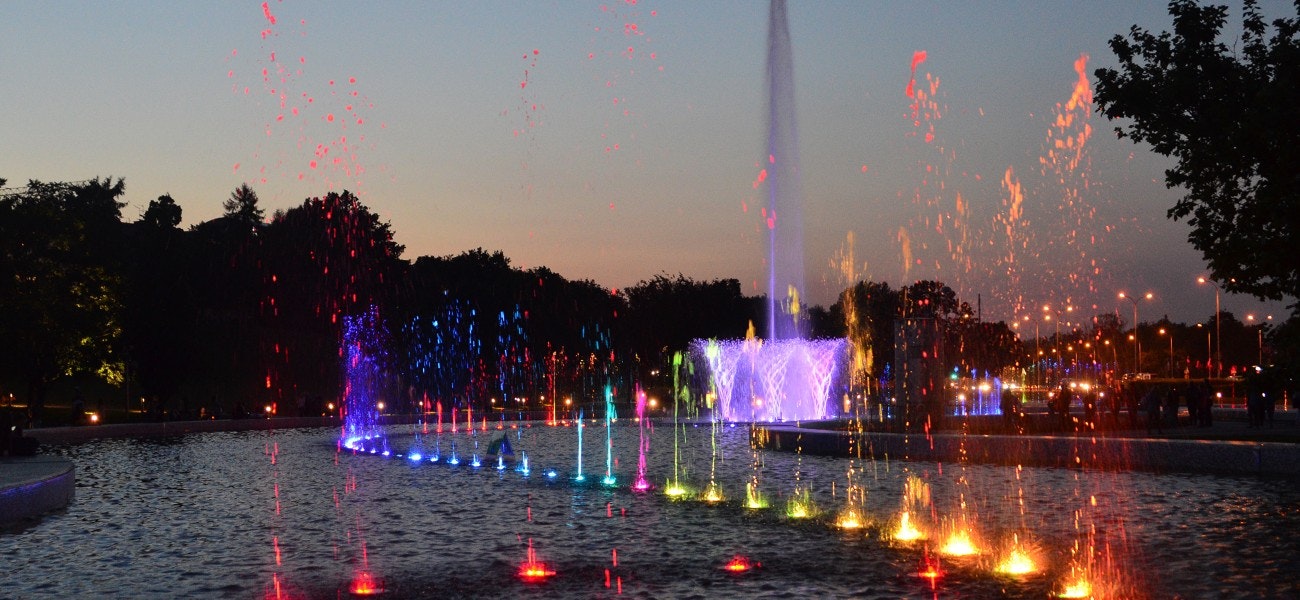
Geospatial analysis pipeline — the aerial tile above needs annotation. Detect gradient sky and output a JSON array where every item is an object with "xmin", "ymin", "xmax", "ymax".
[{"xmin": 2, "ymin": 0, "xmax": 1291, "ymax": 327}]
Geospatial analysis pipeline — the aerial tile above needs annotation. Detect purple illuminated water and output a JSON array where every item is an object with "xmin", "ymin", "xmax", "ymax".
[{"xmin": 695, "ymin": 337, "xmax": 847, "ymax": 422}]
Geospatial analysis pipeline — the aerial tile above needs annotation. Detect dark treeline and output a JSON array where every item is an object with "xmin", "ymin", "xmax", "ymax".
[{"xmin": 1, "ymin": 177, "xmax": 1290, "ymax": 424}]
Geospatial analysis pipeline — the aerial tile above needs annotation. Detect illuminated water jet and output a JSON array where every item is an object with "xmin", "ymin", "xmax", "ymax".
[
  {"xmin": 348, "ymin": 570, "xmax": 383, "ymax": 596},
  {"xmin": 785, "ymin": 487, "xmax": 817, "ymax": 519},
  {"xmin": 517, "ymin": 538, "xmax": 556, "ymax": 583},
  {"xmin": 834, "ymin": 507, "xmax": 867, "ymax": 530},
  {"xmin": 764, "ymin": 0, "xmax": 803, "ymax": 340},
  {"xmin": 744, "ymin": 481, "xmax": 768, "ymax": 509},
  {"xmin": 938, "ymin": 528, "xmax": 979, "ymax": 557},
  {"xmin": 893, "ymin": 510, "xmax": 925, "ymax": 542},
  {"xmin": 892, "ymin": 475, "xmax": 931, "ymax": 542},
  {"xmin": 1057, "ymin": 577, "xmax": 1092, "ymax": 599},
  {"xmin": 602, "ymin": 386, "xmax": 617, "ymax": 487},
  {"xmin": 695, "ymin": 337, "xmax": 847, "ymax": 422},
  {"xmin": 994, "ymin": 534, "xmax": 1039, "ymax": 576},
  {"xmin": 702, "ymin": 482, "xmax": 725, "ymax": 504},
  {"xmin": 341, "ymin": 308, "xmax": 391, "ymax": 445}
]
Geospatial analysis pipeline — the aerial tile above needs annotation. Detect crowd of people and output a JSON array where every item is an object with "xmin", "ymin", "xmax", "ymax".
[{"xmin": 1022, "ymin": 373, "xmax": 1292, "ymax": 436}]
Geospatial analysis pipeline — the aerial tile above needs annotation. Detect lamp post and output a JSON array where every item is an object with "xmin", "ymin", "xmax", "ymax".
[
  {"xmin": 1104, "ymin": 339, "xmax": 1118, "ymax": 382},
  {"xmin": 1195, "ymin": 323, "xmax": 1212, "ymax": 377},
  {"xmin": 1159, "ymin": 327, "xmax": 1174, "ymax": 377},
  {"xmin": 1042, "ymin": 304, "xmax": 1073, "ymax": 383},
  {"xmin": 1118, "ymin": 292, "xmax": 1153, "ymax": 375},
  {"xmin": 1246, "ymin": 314, "xmax": 1273, "ymax": 366},
  {"xmin": 1197, "ymin": 277, "xmax": 1225, "ymax": 378},
  {"xmin": 1021, "ymin": 315, "xmax": 1041, "ymax": 387}
]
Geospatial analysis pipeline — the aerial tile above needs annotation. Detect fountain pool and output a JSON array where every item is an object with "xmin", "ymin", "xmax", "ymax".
[{"xmin": 4, "ymin": 424, "xmax": 1299, "ymax": 599}]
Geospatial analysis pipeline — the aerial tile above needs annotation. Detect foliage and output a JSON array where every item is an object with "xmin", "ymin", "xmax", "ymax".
[
  {"xmin": 223, "ymin": 183, "xmax": 265, "ymax": 228},
  {"xmin": 1094, "ymin": 0, "xmax": 1300, "ymax": 307},
  {"xmin": 260, "ymin": 191, "xmax": 406, "ymax": 406},
  {"xmin": 622, "ymin": 274, "xmax": 754, "ymax": 358},
  {"xmin": 142, "ymin": 194, "xmax": 183, "ymax": 228},
  {"xmin": 2, "ymin": 173, "xmax": 1281, "ymax": 420},
  {"xmin": 0, "ymin": 179, "xmax": 127, "ymax": 418}
]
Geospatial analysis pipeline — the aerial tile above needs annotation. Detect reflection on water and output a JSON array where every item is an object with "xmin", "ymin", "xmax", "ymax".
[{"xmin": 2, "ymin": 424, "xmax": 1298, "ymax": 598}]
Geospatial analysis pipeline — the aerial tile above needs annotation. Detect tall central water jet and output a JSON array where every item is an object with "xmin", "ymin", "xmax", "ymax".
[
  {"xmin": 765, "ymin": 0, "xmax": 803, "ymax": 340},
  {"xmin": 695, "ymin": 1, "xmax": 846, "ymax": 423}
]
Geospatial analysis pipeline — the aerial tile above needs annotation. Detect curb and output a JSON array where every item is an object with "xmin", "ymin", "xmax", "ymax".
[{"xmin": 0, "ymin": 456, "xmax": 75, "ymax": 527}]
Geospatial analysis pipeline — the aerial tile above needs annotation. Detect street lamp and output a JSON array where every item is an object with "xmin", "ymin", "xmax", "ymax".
[
  {"xmin": 1246, "ymin": 314, "xmax": 1273, "ymax": 366},
  {"xmin": 1195, "ymin": 323, "xmax": 1211, "ymax": 377},
  {"xmin": 1104, "ymin": 339, "xmax": 1118, "ymax": 381},
  {"xmin": 1118, "ymin": 291, "xmax": 1153, "ymax": 375},
  {"xmin": 1196, "ymin": 277, "xmax": 1229, "ymax": 378},
  {"xmin": 1158, "ymin": 327, "xmax": 1174, "ymax": 377},
  {"xmin": 1040, "ymin": 305, "xmax": 1071, "ymax": 384},
  {"xmin": 1021, "ymin": 315, "xmax": 1042, "ymax": 387}
]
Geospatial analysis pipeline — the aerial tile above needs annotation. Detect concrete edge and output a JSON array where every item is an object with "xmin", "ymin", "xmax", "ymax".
[
  {"xmin": 759, "ymin": 426, "xmax": 1300, "ymax": 478},
  {"xmin": 0, "ymin": 457, "xmax": 75, "ymax": 527},
  {"xmin": 26, "ymin": 416, "xmax": 345, "ymax": 445}
]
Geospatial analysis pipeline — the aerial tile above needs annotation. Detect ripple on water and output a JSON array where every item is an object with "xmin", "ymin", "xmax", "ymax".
[{"xmin": 1, "ymin": 426, "xmax": 1297, "ymax": 598}]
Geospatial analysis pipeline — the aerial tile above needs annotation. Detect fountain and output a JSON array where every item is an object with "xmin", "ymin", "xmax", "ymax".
[
  {"xmin": 693, "ymin": 0, "xmax": 851, "ymax": 424},
  {"xmin": 695, "ymin": 336, "xmax": 846, "ymax": 422},
  {"xmin": 340, "ymin": 307, "xmax": 392, "ymax": 448},
  {"xmin": 764, "ymin": 0, "xmax": 803, "ymax": 342},
  {"xmin": 14, "ymin": 5, "xmax": 1300, "ymax": 600}
]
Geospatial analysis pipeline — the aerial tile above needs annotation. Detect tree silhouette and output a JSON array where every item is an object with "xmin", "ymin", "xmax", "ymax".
[
  {"xmin": 0, "ymin": 179, "xmax": 126, "ymax": 422},
  {"xmin": 1095, "ymin": 0, "xmax": 1300, "ymax": 307}
]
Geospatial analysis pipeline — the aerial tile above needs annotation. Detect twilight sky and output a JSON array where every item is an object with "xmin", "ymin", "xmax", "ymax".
[{"xmin": 2, "ymin": 0, "xmax": 1291, "ymax": 327}]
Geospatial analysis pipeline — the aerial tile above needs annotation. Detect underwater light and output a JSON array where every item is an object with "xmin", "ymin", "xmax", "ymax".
[
  {"xmin": 940, "ymin": 530, "xmax": 979, "ymax": 557},
  {"xmin": 722, "ymin": 555, "xmax": 758, "ymax": 573},
  {"xmin": 995, "ymin": 548, "xmax": 1038, "ymax": 575},
  {"xmin": 348, "ymin": 571, "xmax": 383, "ymax": 596},
  {"xmin": 1057, "ymin": 578, "xmax": 1092, "ymax": 598},
  {"xmin": 518, "ymin": 561, "xmax": 555, "ymax": 582},
  {"xmin": 916, "ymin": 563, "xmax": 943, "ymax": 581}
]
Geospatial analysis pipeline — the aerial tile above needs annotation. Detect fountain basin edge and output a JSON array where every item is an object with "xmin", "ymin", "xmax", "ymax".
[{"xmin": 758, "ymin": 424, "xmax": 1300, "ymax": 478}]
